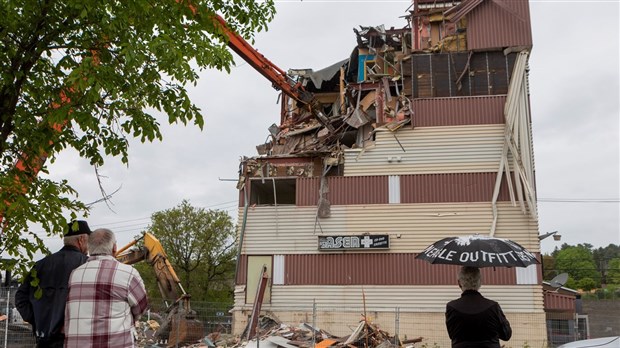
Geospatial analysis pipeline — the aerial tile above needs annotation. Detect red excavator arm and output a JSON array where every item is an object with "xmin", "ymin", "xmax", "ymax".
[
  {"xmin": 212, "ymin": 15, "xmax": 311, "ymax": 105},
  {"xmin": 211, "ymin": 14, "xmax": 335, "ymax": 132}
]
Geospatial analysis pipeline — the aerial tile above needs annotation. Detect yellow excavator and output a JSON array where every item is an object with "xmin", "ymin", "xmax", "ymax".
[{"xmin": 115, "ymin": 232, "xmax": 205, "ymax": 347}]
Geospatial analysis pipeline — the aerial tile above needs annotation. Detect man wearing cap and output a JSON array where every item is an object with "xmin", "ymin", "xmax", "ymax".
[{"xmin": 15, "ymin": 220, "xmax": 91, "ymax": 348}]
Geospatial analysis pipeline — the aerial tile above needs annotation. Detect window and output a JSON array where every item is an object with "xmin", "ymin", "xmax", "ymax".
[{"xmin": 250, "ymin": 178, "xmax": 296, "ymax": 205}]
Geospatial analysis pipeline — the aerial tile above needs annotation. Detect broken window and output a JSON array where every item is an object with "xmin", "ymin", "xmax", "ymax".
[
  {"xmin": 411, "ymin": 51, "xmax": 517, "ymax": 98},
  {"xmin": 249, "ymin": 178, "xmax": 296, "ymax": 205}
]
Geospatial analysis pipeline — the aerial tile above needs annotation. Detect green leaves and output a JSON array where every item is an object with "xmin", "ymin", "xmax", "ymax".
[
  {"xmin": 0, "ymin": 0, "xmax": 275, "ymax": 272},
  {"xmin": 146, "ymin": 200, "xmax": 237, "ymax": 302}
]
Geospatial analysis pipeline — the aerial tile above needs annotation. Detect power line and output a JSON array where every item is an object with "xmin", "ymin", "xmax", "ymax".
[{"xmin": 538, "ymin": 198, "xmax": 619, "ymax": 203}]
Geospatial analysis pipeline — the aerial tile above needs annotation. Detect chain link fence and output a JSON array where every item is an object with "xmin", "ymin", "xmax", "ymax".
[
  {"xmin": 0, "ymin": 287, "xmax": 35, "ymax": 348},
  {"xmin": 1, "ymin": 287, "xmax": 619, "ymax": 348}
]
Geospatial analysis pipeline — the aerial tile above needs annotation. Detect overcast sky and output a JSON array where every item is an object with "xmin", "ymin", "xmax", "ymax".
[{"xmin": 34, "ymin": 0, "xmax": 619, "ymax": 256}]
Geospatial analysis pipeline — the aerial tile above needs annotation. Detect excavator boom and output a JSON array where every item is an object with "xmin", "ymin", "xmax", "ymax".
[
  {"xmin": 116, "ymin": 232, "xmax": 203, "ymax": 347},
  {"xmin": 212, "ymin": 14, "xmax": 336, "ymax": 132}
]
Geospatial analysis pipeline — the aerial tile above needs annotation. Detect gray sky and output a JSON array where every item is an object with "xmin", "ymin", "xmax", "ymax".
[{"xmin": 36, "ymin": 0, "xmax": 619, "ymax": 256}]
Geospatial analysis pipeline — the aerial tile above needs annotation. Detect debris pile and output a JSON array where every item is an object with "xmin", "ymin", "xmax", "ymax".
[
  {"xmin": 133, "ymin": 314, "xmax": 423, "ymax": 348},
  {"xmin": 235, "ymin": 315, "xmax": 423, "ymax": 348}
]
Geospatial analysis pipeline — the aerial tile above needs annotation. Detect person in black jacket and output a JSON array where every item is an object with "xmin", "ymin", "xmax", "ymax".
[
  {"xmin": 445, "ymin": 266, "xmax": 512, "ymax": 348},
  {"xmin": 15, "ymin": 220, "xmax": 91, "ymax": 348}
]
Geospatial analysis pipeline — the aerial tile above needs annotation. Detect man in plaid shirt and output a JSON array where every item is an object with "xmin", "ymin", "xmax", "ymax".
[{"xmin": 64, "ymin": 228, "xmax": 149, "ymax": 348}]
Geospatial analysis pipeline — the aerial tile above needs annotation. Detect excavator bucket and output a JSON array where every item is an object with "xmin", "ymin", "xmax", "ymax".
[
  {"xmin": 166, "ymin": 312, "xmax": 205, "ymax": 347},
  {"xmin": 155, "ymin": 305, "xmax": 205, "ymax": 347}
]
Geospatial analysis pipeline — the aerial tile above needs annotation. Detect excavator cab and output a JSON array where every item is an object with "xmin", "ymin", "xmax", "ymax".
[{"xmin": 116, "ymin": 232, "xmax": 205, "ymax": 347}]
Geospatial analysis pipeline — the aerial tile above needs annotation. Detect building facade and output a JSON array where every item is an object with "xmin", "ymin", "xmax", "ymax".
[{"xmin": 232, "ymin": 0, "xmax": 545, "ymax": 345}]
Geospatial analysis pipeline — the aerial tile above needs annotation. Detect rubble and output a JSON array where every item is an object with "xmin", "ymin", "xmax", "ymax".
[
  {"xmin": 134, "ymin": 314, "xmax": 424, "ymax": 348},
  {"xmin": 236, "ymin": 315, "xmax": 423, "ymax": 348}
]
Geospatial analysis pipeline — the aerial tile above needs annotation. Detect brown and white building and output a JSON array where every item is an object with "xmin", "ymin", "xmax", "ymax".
[{"xmin": 231, "ymin": 0, "xmax": 546, "ymax": 345}]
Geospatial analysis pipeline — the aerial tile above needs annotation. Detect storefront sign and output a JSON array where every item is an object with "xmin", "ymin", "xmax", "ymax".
[{"xmin": 318, "ymin": 235, "xmax": 390, "ymax": 250}]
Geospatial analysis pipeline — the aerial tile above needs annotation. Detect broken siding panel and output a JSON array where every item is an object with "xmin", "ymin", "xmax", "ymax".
[
  {"xmin": 263, "ymin": 285, "xmax": 544, "ymax": 312},
  {"xmin": 451, "ymin": 53, "xmax": 472, "ymax": 96},
  {"xmin": 343, "ymin": 125, "xmax": 507, "ymax": 176},
  {"xmin": 413, "ymin": 54, "xmax": 433, "ymax": 98},
  {"xmin": 471, "ymin": 52, "xmax": 490, "ymax": 95},
  {"xmin": 400, "ymin": 172, "xmax": 512, "ymax": 203},
  {"xmin": 412, "ymin": 96, "xmax": 506, "ymax": 127},
  {"xmin": 239, "ymin": 203, "xmax": 540, "ymax": 255},
  {"xmin": 432, "ymin": 54, "xmax": 452, "ymax": 97},
  {"xmin": 467, "ymin": 0, "xmax": 532, "ymax": 50},
  {"xmin": 285, "ymin": 253, "xmax": 518, "ymax": 285},
  {"xmin": 410, "ymin": 52, "xmax": 516, "ymax": 98}
]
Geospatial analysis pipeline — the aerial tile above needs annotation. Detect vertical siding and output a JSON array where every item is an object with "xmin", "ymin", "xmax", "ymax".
[
  {"xmin": 400, "ymin": 172, "xmax": 512, "ymax": 203},
  {"xmin": 236, "ymin": 254, "xmax": 247, "ymax": 285},
  {"xmin": 412, "ymin": 96, "xmax": 506, "ymax": 127},
  {"xmin": 296, "ymin": 177, "xmax": 320, "ymax": 206},
  {"xmin": 296, "ymin": 176, "xmax": 388, "ymax": 205},
  {"xmin": 299, "ymin": 173, "xmax": 515, "ymax": 206},
  {"xmin": 327, "ymin": 176, "xmax": 388, "ymax": 205},
  {"xmin": 467, "ymin": 0, "xmax": 532, "ymax": 50},
  {"xmin": 544, "ymin": 292, "xmax": 576, "ymax": 312},
  {"xmin": 285, "ymin": 253, "xmax": 517, "ymax": 285}
]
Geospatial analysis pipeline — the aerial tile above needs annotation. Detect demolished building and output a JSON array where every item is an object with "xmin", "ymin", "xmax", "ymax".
[{"xmin": 232, "ymin": 0, "xmax": 545, "ymax": 346}]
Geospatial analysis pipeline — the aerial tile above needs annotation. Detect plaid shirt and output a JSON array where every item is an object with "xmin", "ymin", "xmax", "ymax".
[{"xmin": 64, "ymin": 255, "xmax": 149, "ymax": 348}]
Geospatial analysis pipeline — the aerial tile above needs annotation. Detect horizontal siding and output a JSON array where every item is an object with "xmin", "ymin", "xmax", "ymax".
[
  {"xmin": 232, "ymin": 284, "xmax": 544, "ymax": 312},
  {"xmin": 343, "ymin": 125, "xmax": 507, "ymax": 176},
  {"xmin": 239, "ymin": 203, "xmax": 540, "ymax": 255},
  {"xmin": 284, "ymin": 253, "xmax": 519, "ymax": 285},
  {"xmin": 412, "ymin": 96, "xmax": 506, "ymax": 127}
]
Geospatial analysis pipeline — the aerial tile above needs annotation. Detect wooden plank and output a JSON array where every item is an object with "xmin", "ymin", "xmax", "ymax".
[{"xmin": 315, "ymin": 339, "xmax": 338, "ymax": 348}]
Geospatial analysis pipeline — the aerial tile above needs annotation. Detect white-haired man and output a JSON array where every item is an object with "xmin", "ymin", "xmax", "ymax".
[
  {"xmin": 64, "ymin": 228, "xmax": 148, "ymax": 348},
  {"xmin": 445, "ymin": 266, "xmax": 512, "ymax": 348}
]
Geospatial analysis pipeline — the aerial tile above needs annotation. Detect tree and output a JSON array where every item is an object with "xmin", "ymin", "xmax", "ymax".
[
  {"xmin": 146, "ymin": 200, "xmax": 237, "ymax": 303},
  {"xmin": 607, "ymin": 258, "xmax": 620, "ymax": 285},
  {"xmin": 593, "ymin": 244, "xmax": 620, "ymax": 285},
  {"xmin": 542, "ymin": 254, "xmax": 557, "ymax": 280},
  {"xmin": 577, "ymin": 277, "xmax": 597, "ymax": 292},
  {"xmin": 555, "ymin": 245, "xmax": 600, "ymax": 289},
  {"xmin": 0, "ymin": 1, "xmax": 275, "ymax": 272}
]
